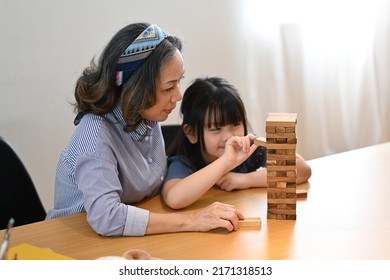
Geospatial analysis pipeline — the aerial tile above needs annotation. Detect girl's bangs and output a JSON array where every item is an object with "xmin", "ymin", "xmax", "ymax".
[{"xmin": 206, "ymin": 102, "xmax": 245, "ymax": 128}]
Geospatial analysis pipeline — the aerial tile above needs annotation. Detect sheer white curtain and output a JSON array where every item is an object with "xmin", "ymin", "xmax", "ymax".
[{"xmin": 239, "ymin": 0, "xmax": 390, "ymax": 159}]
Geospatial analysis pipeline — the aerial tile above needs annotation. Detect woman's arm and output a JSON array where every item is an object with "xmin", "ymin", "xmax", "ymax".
[{"xmin": 145, "ymin": 202, "xmax": 244, "ymax": 234}]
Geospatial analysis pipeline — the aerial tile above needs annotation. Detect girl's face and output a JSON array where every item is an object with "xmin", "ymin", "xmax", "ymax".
[
  {"xmin": 141, "ymin": 49, "xmax": 185, "ymax": 122},
  {"xmin": 202, "ymin": 122, "xmax": 245, "ymax": 162}
]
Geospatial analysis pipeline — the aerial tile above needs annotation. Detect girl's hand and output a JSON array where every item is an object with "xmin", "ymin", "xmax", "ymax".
[
  {"xmin": 189, "ymin": 202, "xmax": 244, "ymax": 232},
  {"xmin": 223, "ymin": 134, "xmax": 258, "ymax": 167},
  {"xmin": 217, "ymin": 172, "xmax": 248, "ymax": 191}
]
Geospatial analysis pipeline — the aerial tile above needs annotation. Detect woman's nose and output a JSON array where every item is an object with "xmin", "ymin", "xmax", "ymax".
[{"xmin": 171, "ymin": 86, "xmax": 182, "ymax": 103}]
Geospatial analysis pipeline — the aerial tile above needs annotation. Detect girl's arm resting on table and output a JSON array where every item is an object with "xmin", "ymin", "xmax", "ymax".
[
  {"xmin": 217, "ymin": 169, "xmax": 267, "ymax": 191},
  {"xmin": 162, "ymin": 156, "xmax": 237, "ymax": 209},
  {"xmin": 145, "ymin": 202, "xmax": 244, "ymax": 234},
  {"xmin": 162, "ymin": 135, "xmax": 258, "ymax": 209},
  {"xmin": 296, "ymin": 153, "xmax": 312, "ymax": 184},
  {"xmin": 217, "ymin": 153, "xmax": 312, "ymax": 191}
]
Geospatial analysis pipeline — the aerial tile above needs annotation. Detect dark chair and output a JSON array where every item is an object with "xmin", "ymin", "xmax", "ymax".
[
  {"xmin": 0, "ymin": 137, "xmax": 46, "ymax": 229},
  {"xmin": 161, "ymin": 124, "xmax": 181, "ymax": 152}
]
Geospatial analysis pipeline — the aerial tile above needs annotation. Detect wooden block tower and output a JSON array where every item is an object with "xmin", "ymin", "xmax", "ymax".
[{"xmin": 265, "ymin": 113, "xmax": 297, "ymax": 220}]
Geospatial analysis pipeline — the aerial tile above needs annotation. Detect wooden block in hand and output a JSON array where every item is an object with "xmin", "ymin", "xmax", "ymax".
[
  {"xmin": 254, "ymin": 137, "xmax": 267, "ymax": 147},
  {"xmin": 238, "ymin": 217, "xmax": 262, "ymax": 228}
]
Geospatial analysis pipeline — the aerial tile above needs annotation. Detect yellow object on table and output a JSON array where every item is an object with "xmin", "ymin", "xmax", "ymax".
[{"xmin": 8, "ymin": 243, "xmax": 74, "ymax": 260}]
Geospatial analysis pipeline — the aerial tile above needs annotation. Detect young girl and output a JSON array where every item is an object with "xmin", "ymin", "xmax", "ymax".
[{"xmin": 162, "ymin": 76, "xmax": 312, "ymax": 209}]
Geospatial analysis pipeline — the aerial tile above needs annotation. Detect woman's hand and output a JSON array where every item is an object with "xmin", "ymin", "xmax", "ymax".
[{"xmin": 189, "ymin": 202, "xmax": 244, "ymax": 232}]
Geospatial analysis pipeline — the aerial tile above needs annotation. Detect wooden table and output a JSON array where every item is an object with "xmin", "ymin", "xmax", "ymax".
[{"xmin": 2, "ymin": 142, "xmax": 390, "ymax": 259}]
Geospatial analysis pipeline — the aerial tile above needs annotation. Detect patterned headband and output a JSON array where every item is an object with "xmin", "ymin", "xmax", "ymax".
[{"xmin": 115, "ymin": 24, "xmax": 168, "ymax": 86}]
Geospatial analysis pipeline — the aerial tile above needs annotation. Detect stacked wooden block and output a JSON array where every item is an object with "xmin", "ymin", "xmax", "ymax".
[{"xmin": 265, "ymin": 113, "xmax": 297, "ymax": 220}]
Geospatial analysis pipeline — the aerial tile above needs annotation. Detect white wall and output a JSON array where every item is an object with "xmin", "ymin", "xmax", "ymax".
[{"xmin": 0, "ymin": 0, "xmax": 249, "ymax": 211}]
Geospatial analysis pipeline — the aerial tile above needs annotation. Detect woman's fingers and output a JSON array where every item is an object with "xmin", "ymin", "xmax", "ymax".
[
  {"xmin": 193, "ymin": 202, "xmax": 244, "ymax": 232},
  {"xmin": 214, "ymin": 202, "xmax": 244, "ymax": 231}
]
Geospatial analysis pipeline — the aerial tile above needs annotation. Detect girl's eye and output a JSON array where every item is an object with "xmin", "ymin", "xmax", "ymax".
[
  {"xmin": 209, "ymin": 127, "xmax": 220, "ymax": 132},
  {"xmin": 232, "ymin": 123, "xmax": 243, "ymax": 129}
]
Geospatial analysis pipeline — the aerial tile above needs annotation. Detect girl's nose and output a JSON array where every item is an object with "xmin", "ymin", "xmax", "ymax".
[{"xmin": 222, "ymin": 129, "xmax": 234, "ymax": 141}]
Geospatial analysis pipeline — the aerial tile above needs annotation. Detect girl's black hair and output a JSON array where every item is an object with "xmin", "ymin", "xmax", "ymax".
[{"xmin": 167, "ymin": 76, "xmax": 248, "ymax": 170}]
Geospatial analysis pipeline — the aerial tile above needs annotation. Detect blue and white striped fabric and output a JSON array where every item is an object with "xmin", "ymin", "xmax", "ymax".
[{"xmin": 46, "ymin": 103, "xmax": 167, "ymax": 236}]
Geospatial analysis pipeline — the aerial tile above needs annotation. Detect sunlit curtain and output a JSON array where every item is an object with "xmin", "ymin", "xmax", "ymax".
[{"xmin": 240, "ymin": 0, "xmax": 390, "ymax": 159}]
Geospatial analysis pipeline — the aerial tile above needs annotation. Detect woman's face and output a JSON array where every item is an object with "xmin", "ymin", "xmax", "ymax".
[
  {"xmin": 202, "ymin": 121, "xmax": 245, "ymax": 162},
  {"xmin": 141, "ymin": 49, "xmax": 185, "ymax": 122}
]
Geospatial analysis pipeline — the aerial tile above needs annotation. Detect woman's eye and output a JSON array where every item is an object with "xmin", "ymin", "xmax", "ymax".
[{"xmin": 164, "ymin": 87, "xmax": 174, "ymax": 93}]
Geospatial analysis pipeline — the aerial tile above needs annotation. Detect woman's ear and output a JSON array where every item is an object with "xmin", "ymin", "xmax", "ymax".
[{"xmin": 183, "ymin": 124, "xmax": 198, "ymax": 144}]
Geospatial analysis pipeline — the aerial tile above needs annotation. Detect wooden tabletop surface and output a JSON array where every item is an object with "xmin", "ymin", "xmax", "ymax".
[{"xmin": 2, "ymin": 142, "xmax": 390, "ymax": 260}]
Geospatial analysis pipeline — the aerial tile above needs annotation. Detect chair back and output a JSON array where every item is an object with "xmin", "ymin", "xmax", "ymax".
[
  {"xmin": 0, "ymin": 137, "xmax": 46, "ymax": 229},
  {"xmin": 161, "ymin": 125, "xmax": 181, "ymax": 152}
]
